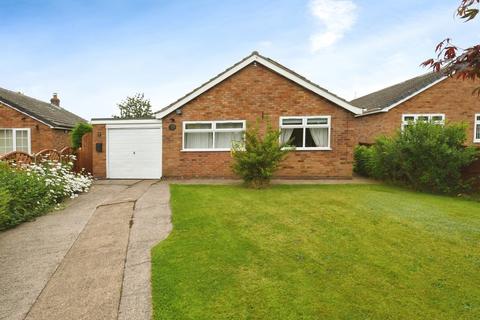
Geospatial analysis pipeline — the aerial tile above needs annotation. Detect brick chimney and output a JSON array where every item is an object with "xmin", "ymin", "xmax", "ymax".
[{"xmin": 50, "ymin": 93, "xmax": 60, "ymax": 107}]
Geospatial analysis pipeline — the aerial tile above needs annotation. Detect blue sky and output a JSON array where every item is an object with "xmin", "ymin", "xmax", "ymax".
[{"xmin": 1, "ymin": 0, "xmax": 478, "ymax": 119}]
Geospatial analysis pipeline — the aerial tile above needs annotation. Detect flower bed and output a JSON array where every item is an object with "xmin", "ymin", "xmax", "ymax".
[{"xmin": 0, "ymin": 156, "xmax": 93, "ymax": 230}]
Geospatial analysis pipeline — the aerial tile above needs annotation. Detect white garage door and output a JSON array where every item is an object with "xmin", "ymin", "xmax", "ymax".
[{"xmin": 107, "ymin": 126, "xmax": 162, "ymax": 179}]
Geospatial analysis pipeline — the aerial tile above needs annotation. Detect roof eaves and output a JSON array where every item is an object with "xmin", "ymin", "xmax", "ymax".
[
  {"xmin": 154, "ymin": 52, "xmax": 257, "ymax": 116},
  {"xmin": 155, "ymin": 52, "xmax": 362, "ymax": 118}
]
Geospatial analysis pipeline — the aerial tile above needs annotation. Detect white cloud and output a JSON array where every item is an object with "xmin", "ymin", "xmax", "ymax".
[{"xmin": 309, "ymin": 0, "xmax": 357, "ymax": 51}]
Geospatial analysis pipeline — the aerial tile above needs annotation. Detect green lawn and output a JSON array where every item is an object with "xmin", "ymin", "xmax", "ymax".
[{"xmin": 151, "ymin": 184, "xmax": 480, "ymax": 320}]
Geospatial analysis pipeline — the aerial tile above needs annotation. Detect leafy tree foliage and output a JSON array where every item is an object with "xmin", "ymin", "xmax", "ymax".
[
  {"xmin": 422, "ymin": 0, "xmax": 480, "ymax": 93},
  {"xmin": 70, "ymin": 122, "xmax": 92, "ymax": 149},
  {"xmin": 354, "ymin": 122, "xmax": 478, "ymax": 194},
  {"xmin": 231, "ymin": 120, "xmax": 292, "ymax": 188},
  {"xmin": 114, "ymin": 93, "xmax": 154, "ymax": 119}
]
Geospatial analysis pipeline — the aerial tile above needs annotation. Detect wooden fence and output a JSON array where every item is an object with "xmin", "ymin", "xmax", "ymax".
[
  {"xmin": 74, "ymin": 132, "xmax": 93, "ymax": 173},
  {"xmin": 0, "ymin": 135, "xmax": 93, "ymax": 174}
]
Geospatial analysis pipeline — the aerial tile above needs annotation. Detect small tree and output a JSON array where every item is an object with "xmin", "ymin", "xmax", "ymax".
[
  {"xmin": 422, "ymin": 0, "xmax": 480, "ymax": 94},
  {"xmin": 231, "ymin": 120, "xmax": 292, "ymax": 188},
  {"xmin": 70, "ymin": 122, "xmax": 92, "ymax": 149},
  {"xmin": 113, "ymin": 93, "xmax": 154, "ymax": 119}
]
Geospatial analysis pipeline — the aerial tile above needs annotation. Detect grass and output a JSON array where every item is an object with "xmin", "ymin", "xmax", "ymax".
[{"xmin": 151, "ymin": 184, "xmax": 480, "ymax": 319}]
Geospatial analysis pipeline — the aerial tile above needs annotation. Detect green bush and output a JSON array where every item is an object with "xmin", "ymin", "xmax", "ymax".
[
  {"xmin": 0, "ymin": 162, "xmax": 54, "ymax": 229},
  {"xmin": 0, "ymin": 187, "xmax": 12, "ymax": 229},
  {"xmin": 354, "ymin": 122, "xmax": 478, "ymax": 194},
  {"xmin": 353, "ymin": 145, "xmax": 373, "ymax": 176},
  {"xmin": 231, "ymin": 120, "xmax": 292, "ymax": 188},
  {"xmin": 70, "ymin": 122, "xmax": 92, "ymax": 149},
  {"xmin": 0, "ymin": 159, "xmax": 93, "ymax": 230}
]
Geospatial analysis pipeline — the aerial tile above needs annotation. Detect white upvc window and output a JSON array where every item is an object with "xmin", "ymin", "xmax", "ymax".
[
  {"xmin": 401, "ymin": 114, "xmax": 445, "ymax": 130},
  {"xmin": 474, "ymin": 114, "xmax": 480, "ymax": 143},
  {"xmin": 279, "ymin": 116, "xmax": 331, "ymax": 150},
  {"xmin": 0, "ymin": 128, "xmax": 31, "ymax": 154},
  {"xmin": 182, "ymin": 120, "xmax": 245, "ymax": 151}
]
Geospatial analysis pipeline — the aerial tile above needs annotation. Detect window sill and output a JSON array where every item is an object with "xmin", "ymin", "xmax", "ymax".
[
  {"xmin": 282, "ymin": 147, "xmax": 332, "ymax": 151},
  {"xmin": 474, "ymin": 140, "xmax": 480, "ymax": 144},
  {"xmin": 181, "ymin": 149, "xmax": 231, "ymax": 152}
]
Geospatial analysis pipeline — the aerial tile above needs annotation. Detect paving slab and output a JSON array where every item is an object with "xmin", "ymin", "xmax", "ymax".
[
  {"xmin": 103, "ymin": 180, "xmax": 157, "ymax": 205},
  {"xmin": 118, "ymin": 182, "xmax": 172, "ymax": 320},
  {"xmin": 94, "ymin": 179, "xmax": 142, "ymax": 186},
  {"xmin": 0, "ymin": 184, "xmax": 127, "ymax": 320},
  {"xmin": 25, "ymin": 202, "xmax": 134, "ymax": 320},
  {"xmin": 1, "ymin": 180, "xmax": 172, "ymax": 320}
]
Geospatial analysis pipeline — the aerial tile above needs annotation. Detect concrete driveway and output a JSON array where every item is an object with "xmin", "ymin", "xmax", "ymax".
[{"xmin": 0, "ymin": 180, "xmax": 172, "ymax": 320}]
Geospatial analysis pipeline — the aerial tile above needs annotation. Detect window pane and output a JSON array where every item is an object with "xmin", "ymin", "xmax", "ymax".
[
  {"xmin": 307, "ymin": 127, "xmax": 328, "ymax": 147},
  {"xmin": 476, "ymin": 115, "xmax": 480, "ymax": 121},
  {"xmin": 0, "ymin": 129, "xmax": 13, "ymax": 154},
  {"xmin": 184, "ymin": 132, "xmax": 213, "ymax": 149},
  {"xmin": 15, "ymin": 130, "xmax": 29, "ymax": 152},
  {"xmin": 185, "ymin": 123, "xmax": 212, "ymax": 130},
  {"xmin": 282, "ymin": 118, "xmax": 302, "ymax": 126},
  {"xmin": 477, "ymin": 124, "xmax": 480, "ymax": 140},
  {"xmin": 431, "ymin": 116, "xmax": 444, "ymax": 122},
  {"xmin": 282, "ymin": 128, "xmax": 303, "ymax": 147},
  {"xmin": 417, "ymin": 116, "xmax": 429, "ymax": 122},
  {"xmin": 215, "ymin": 131, "xmax": 243, "ymax": 148},
  {"xmin": 403, "ymin": 116, "xmax": 414, "ymax": 121},
  {"xmin": 216, "ymin": 122, "xmax": 243, "ymax": 129},
  {"xmin": 307, "ymin": 118, "xmax": 328, "ymax": 125}
]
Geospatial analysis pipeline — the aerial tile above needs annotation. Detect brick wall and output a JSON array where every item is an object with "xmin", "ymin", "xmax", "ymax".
[
  {"xmin": 356, "ymin": 77, "xmax": 480, "ymax": 145},
  {"xmin": 162, "ymin": 63, "xmax": 356, "ymax": 179},
  {"xmin": 0, "ymin": 102, "xmax": 71, "ymax": 153},
  {"xmin": 91, "ymin": 124, "xmax": 106, "ymax": 178}
]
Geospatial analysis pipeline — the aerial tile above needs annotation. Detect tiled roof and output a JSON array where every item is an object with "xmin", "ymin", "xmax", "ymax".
[
  {"xmin": 350, "ymin": 72, "xmax": 446, "ymax": 113},
  {"xmin": 0, "ymin": 87, "xmax": 85, "ymax": 128}
]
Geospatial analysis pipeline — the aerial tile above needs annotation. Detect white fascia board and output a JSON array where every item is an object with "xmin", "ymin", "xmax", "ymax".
[
  {"xmin": 106, "ymin": 123, "xmax": 162, "ymax": 129},
  {"xmin": 90, "ymin": 119, "xmax": 162, "ymax": 125},
  {"xmin": 254, "ymin": 56, "xmax": 363, "ymax": 115},
  {"xmin": 0, "ymin": 100, "xmax": 54, "ymax": 128},
  {"xmin": 382, "ymin": 76, "xmax": 448, "ymax": 112},
  {"xmin": 155, "ymin": 54, "xmax": 363, "ymax": 119},
  {"xmin": 355, "ymin": 109, "xmax": 388, "ymax": 117}
]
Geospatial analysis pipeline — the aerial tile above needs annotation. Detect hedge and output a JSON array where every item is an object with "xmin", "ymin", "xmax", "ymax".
[{"xmin": 354, "ymin": 122, "xmax": 478, "ymax": 194}]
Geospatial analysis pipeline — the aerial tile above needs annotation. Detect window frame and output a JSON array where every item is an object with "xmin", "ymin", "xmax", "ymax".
[
  {"xmin": 279, "ymin": 116, "xmax": 332, "ymax": 151},
  {"xmin": 0, "ymin": 128, "xmax": 31, "ymax": 154},
  {"xmin": 182, "ymin": 120, "xmax": 246, "ymax": 152},
  {"xmin": 401, "ymin": 113, "xmax": 445, "ymax": 131},
  {"xmin": 474, "ymin": 114, "xmax": 480, "ymax": 143}
]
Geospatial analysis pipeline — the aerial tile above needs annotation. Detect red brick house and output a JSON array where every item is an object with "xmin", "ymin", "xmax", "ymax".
[
  {"xmin": 351, "ymin": 73, "xmax": 480, "ymax": 145},
  {"xmin": 0, "ymin": 88, "xmax": 85, "ymax": 155},
  {"xmin": 91, "ymin": 52, "xmax": 363, "ymax": 179}
]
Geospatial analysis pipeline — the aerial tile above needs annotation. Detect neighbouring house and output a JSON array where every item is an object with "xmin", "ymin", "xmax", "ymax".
[
  {"xmin": 0, "ymin": 87, "xmax": 85, "ymax": 155},
  {"xmin": 351, "ymin": 73, "xmax": 480, "ymax": 145},
  {"xmin": 91, "ymin": 52, "xmax": 363, "ymax": 179}
]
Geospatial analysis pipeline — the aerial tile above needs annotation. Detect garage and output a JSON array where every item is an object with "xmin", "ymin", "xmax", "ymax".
[{"xmin": 105, "ymin": 121, "xmax": 162, "ymax": 179}]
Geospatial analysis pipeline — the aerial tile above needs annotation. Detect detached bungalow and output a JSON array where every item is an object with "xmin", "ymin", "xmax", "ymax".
[
  {"xmin": 90, "ymin": 52, "xmax": 480, "ymax": 180},
  {"xmin": 352, "ymin": 73, "xmax": 480, "ymax": 145},
  {"xmin": 0, "ymin": 88, "xmax": 85, "ymax": 155},
  {"xmin": 91, "ymin": 52, "xmax": 363, "ymax": 179}
]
